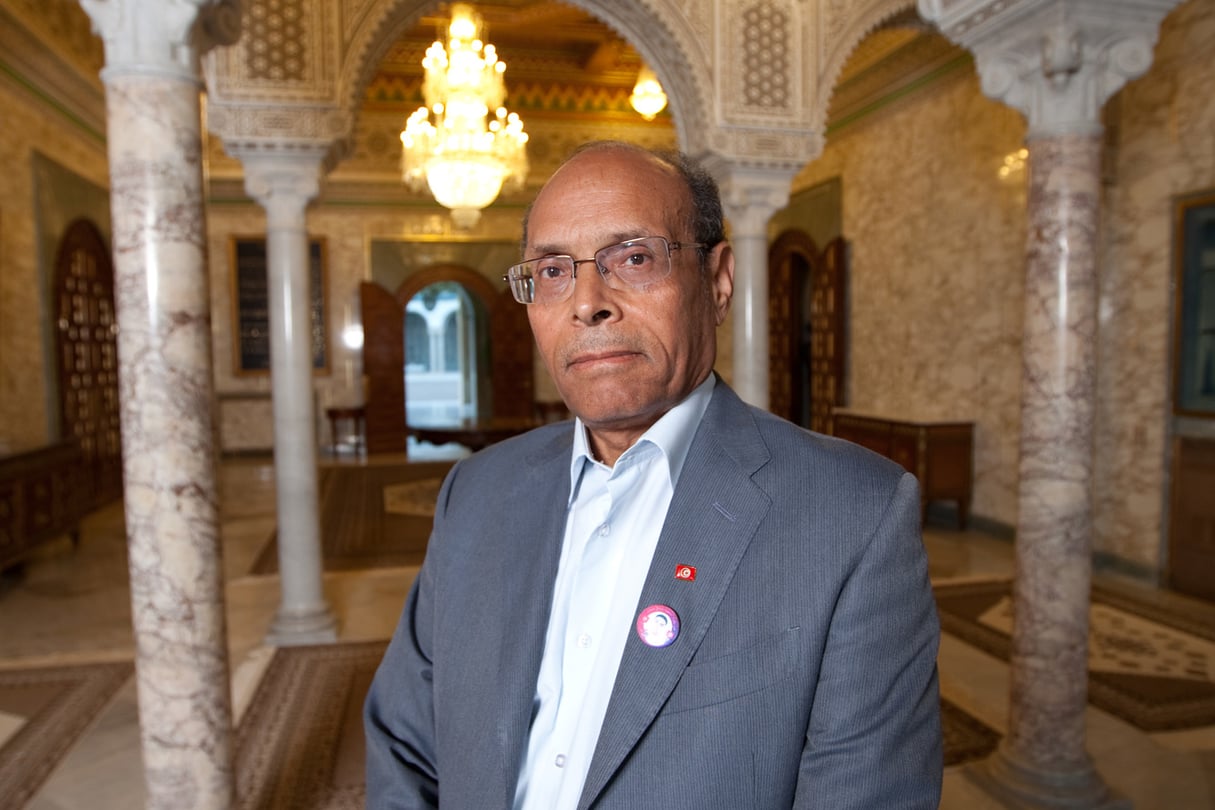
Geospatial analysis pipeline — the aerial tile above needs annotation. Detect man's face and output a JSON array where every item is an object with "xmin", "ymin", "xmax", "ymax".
[{"xmin": 523, "ymin": 148, "xmax": 734, "ymax": 443}]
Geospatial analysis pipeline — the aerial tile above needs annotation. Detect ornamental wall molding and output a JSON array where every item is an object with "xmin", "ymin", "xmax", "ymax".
[
  {"xmin": 0, "ymin": 3, "xmax": 106, "ymax": 139},
  {"xmin": 918, "ymin": 0, "xmax": 1182, "ymax": 136},
  {"xmin": 206, "ymin": 101, "xmax": 352, "ymax": 147},
  {"xmin": 812, "ymin": 0, "xmax": 931, "ymax": 134},
  {"xmin": 1, "ymin": 0, "xmax": 104, "ymax": 78}
]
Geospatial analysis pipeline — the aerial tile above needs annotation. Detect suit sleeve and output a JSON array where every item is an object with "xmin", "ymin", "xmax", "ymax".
[
  {"xmin": 363, "ymin": 471, "xmax": 453, "ymax": 809},
  {"xmin": 793, "ymin": 471, "xmax": 943, "ymax": 809}
]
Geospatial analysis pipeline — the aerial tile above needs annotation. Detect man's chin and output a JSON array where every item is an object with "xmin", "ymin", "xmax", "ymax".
[{"xmin": 566, "ymin": 399, "xmax": 663, "ymax": 434}]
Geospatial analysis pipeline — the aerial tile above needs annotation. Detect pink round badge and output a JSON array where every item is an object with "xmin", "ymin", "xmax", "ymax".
[{"xmin": 636, "ymin": 604, "xmax": 680, "ymax": 648}]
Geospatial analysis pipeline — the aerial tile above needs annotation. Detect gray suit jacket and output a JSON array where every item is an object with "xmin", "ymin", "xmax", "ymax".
[{"xmin": 365, "ymin": 381, "xmax": 942, "ymax": 809}]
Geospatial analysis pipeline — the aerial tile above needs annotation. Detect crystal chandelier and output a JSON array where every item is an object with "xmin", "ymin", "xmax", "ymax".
[{"xmin": 400, "ymin": 4, "xmax": 529, "ymax": 228}]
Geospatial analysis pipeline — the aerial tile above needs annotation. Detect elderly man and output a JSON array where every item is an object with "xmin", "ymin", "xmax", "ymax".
[{"xmin": 365, "ymin": 141, "xmax": 942, "ymax": 809}]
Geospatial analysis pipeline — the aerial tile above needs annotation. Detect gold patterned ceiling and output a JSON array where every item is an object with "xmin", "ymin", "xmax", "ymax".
[{"xmin": 365, "ymin": 1, "xmax": 664, "ymax": 124}]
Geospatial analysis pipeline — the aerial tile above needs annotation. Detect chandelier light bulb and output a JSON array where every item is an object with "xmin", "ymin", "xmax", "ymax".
[{"xmin": 630, "ymin": 65, "xmax": 668, "ymax": 121}]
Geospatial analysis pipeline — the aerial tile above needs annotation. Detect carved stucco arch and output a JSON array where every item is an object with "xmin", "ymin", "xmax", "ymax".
[
  {"xmin": 338, "ymin": 0, "xmax": 713, "ymax": 157},
  {"xmin": 811, "ymin": 0, "xmax": 928, "ymax": 136}
]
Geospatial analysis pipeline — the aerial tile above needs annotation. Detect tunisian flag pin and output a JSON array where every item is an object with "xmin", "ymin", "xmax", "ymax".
[{"xmin": 674, "ymin": 564, "xmax": 697, "ymax": 582}]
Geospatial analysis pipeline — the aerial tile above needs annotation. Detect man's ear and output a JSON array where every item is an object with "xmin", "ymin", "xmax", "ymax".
[{"xmin": 709, "ymin": 243, "xmax": 734, "ymax": 326}]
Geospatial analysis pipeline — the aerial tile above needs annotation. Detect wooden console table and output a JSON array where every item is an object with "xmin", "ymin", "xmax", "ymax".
[
  {"xmin": 831, "ymin": 411, "xmax": 974, "ymax": 528},
  {"xmin": 408, "ymin": 418, "xmax": 541, "ymax": 452},
  {"xmin": 0, "ymin": 440, "xmax": 90, "ymax": 571}
]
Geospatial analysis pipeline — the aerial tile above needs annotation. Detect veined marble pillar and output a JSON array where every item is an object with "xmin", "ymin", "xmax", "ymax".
[
  {"xmin": 995, "ymin": 129, "xmax": 1115, "ymax": 807},
  {"xmin": 78, "ymin": 0, "xmax": 240, "ymax": 807},
  {"xmin": 715, "ymin": 166, "xmax": 794, "ymax": 409},
  {"xmin": 918, "ymin": 1, "xmax": 1182, "ymax": 807},
  {"xmin": 239, "ymin": 151, "xmax": 337, "ymax": 645}
]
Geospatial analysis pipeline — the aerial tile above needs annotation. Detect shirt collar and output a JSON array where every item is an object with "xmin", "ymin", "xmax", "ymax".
[{"xmin": 568, "ymin": 374, "xmax": 716, "ymax": 497}]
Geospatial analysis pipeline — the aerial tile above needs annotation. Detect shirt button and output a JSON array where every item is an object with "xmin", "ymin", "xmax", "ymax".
[
  {"xmin": 555, "ymin": 754, "xmax": 566, "ymax": 768},
  {"xmin": 598, "ymin": 524, "xmax": 610, "ymax": 536},
  {"xmin": 576, "ymin": 633, "xmax": 592, "ymax": 648}
]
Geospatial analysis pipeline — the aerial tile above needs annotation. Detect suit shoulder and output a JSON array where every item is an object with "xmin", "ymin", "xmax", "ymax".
[
  {"xmin": 748, "ymin": 408, "xmax": 908, "ymax": 492},
  {"xmin": 442, "ymin": 420, "xmax": 570, "ymax": 482}
]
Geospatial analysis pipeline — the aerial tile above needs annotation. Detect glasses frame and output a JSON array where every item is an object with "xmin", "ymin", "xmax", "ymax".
[{"xmin": 504, "ymin": 235, "xmax": 709, "ymax": 305}]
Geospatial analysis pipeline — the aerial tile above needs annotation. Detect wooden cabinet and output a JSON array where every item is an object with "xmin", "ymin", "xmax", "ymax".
[
  {"xmin": 832, "ymin": 412, "xmax": 974, "ymax": 528},
  {"xmin": 1168, "ymin": 436, "xmax": 1215, "ymax": 602},
  {"xmin": 0, "ymin": 441, "xmax": 90, "ymax": 571}
]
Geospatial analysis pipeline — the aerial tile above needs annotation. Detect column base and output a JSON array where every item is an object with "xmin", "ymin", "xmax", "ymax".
[
  {"xmin": 265, "ymin": 605, "xmax": 338, "ymax": 646},
  {"xmin": 963, "ymin": 744, "xmax": 1129, "ymax": 810}
]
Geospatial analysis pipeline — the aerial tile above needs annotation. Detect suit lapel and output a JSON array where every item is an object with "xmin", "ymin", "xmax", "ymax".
[{"xmin": 578, "ymin": 384, "xmax": 772, "ymax": 808}]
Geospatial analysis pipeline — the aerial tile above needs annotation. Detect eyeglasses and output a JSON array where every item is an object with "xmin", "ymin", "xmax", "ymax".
[{"xmin": 504, "ymin": 235, "xmax": 708, "ymax": 305}]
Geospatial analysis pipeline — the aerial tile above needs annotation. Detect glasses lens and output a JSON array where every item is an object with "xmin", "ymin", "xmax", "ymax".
[
  {"xmin": 596, "ymin": 236, "xmax": 671, "ymax": 287},
  {"xmin": 509, "ymin": 257, "xmax": 574, "ymax": 304},
  {"xmin": 506, "ymin": 270, "xmax": 535, "ymax": 304}
]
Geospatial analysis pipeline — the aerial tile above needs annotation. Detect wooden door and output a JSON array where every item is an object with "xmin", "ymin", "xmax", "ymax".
[
  {"xmin": 1168, "ymin": 437, "xmax": 1215, "ymax": 602},
  {"xmin": 768, "ymin": 231, "xmax": 847, "ymax": 433},
  {"xmin": 490, "ymin": 288, "xmax": 535, "ymax": 419},
  {"xmin": 53, "ymin": 219, "xmax": 122, "ymax": 508},
  {"xmin": 810, "ymin": 238, "xmax": 847, "ymax": 435},
  {"xmin": 362, "ymin": 270, "xmax": 536, "ymax": 454},
  {"xmin": 360, "ymin": 281, "xmax": 407, "ymax": 454}
]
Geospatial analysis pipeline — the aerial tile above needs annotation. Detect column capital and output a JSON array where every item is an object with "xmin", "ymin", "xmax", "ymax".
[
  {"xmin": 81, "ymin": 0, "xmax": 240, "ymax": 81},
  {"xmin": 917, "ymin": 0, "xmax": 1182, "ymax": 137},
  {"xmin": 707, "ymin": 163, "xmax": 796, "ymax": 238},
  {"xmin": 237, "ymin": 148, "xmax": 329, "ymax": 228}
]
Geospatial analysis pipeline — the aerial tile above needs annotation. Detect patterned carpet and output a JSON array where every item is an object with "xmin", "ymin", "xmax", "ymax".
[
  {"xmin": 934, "ymin": 578, "xmax": 1215, "ymax": 731},
  {"xmin": 0, "ymin": 661, "xmax": 133, "ymax": 810},
  {"xmin": 233, "ymin": 642, "xmax": 999, "ymax": 808},
  {"xmin": 251, "ymin": 462, "xmax": 452, "ymax": 574}
]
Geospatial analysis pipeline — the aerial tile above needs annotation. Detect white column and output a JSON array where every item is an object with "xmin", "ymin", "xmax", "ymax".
[
  {"xmin": 715, "ymin": 167, "xmax": 795, "ymax": 410},
  {"xmin": 78, "ymin": 0, "xmax": 240, "ymax": 807},
  {"xmin": 919, "ymin": 1, "xmax": 1182, "ymax": 807},
  {"xmin": 239, "ymin": 151, "xmax": 337, "ymax": 645}
]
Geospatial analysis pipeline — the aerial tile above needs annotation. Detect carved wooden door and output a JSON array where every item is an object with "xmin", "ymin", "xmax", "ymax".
[
  {"xmin": 768, "ymin": 231, "xmax": 847, "ymax": 434},
  {"xmin": 53, "ymin": 219, "xmax": 122, "ymax": 508},
  {"xmin": 359, "ymin": 281, "xmax": 407, "ymax": 454},
  {"xmin": 809, "ymin": 237, "xmax": 847, "ymax": 435}
]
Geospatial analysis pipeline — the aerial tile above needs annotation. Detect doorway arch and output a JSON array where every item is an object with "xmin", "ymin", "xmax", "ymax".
[{"xmin": 360, "ymin": 265, "xmax": 532, "ymax": 454}]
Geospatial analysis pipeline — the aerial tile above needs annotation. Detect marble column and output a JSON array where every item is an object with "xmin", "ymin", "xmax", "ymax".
[
  {"xmin": 78, "ymin": 0, "xmax": 240, "ymax": 807},
  {"xmin": 715, "ymin": 166, "xmax": 795, "ymax": 409},
  {"xmin": 917, "ymin": 1, "xmax": 1181, "ymax": 807},
  {"xmin": 992, "ymin": 129, "xmax": 1117, "ymax": 807},
  {"xmin": 238, "ymin": 150, "xmax": 337, "ymax": 645}
]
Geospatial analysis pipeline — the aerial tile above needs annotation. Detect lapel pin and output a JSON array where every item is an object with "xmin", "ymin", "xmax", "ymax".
[
  {"xmin": 674, "ymin": 565, "xmax": 697, "ymax": 582},
  {"xmin": 637, "ymin": 604, "xmax": 680, "ymax": 648}
]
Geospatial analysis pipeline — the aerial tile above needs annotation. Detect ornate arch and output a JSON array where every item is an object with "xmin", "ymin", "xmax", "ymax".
[
  {"xmin": 336, "ymin": 0, "xmax": 714, "ymax": 155},
  {"xmin": 812, "ymin": 1, "xmax": 928, "ymax": 136},
  {"xmin": 393, "ymin": 263, "xmax": 500, "ymax": 311}
]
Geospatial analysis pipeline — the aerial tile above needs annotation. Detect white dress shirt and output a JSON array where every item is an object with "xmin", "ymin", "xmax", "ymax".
[{"xmin": 513, "ymin": 375, "xmax": 716, "ymax": 810}]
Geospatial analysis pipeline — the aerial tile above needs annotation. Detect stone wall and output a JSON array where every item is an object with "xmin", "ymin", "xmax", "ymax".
[{"xmin": 792, "ymin": 53, "xmax": 1028, "ymax": 527}]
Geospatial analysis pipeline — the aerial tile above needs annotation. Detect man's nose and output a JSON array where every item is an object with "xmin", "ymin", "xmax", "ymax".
[{"xmin": 569, "ymin": 258, "xmax": 618, "ymax": 324}]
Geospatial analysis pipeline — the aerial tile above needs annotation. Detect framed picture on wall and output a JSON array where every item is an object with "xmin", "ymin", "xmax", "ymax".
[
  {"xmin": 1173, "ymin": 192, "xmax": 1215, "ymax": 417},
  {"xmin": 230, "ymin": 236, "xmax": 329, "ymax": 375}
]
